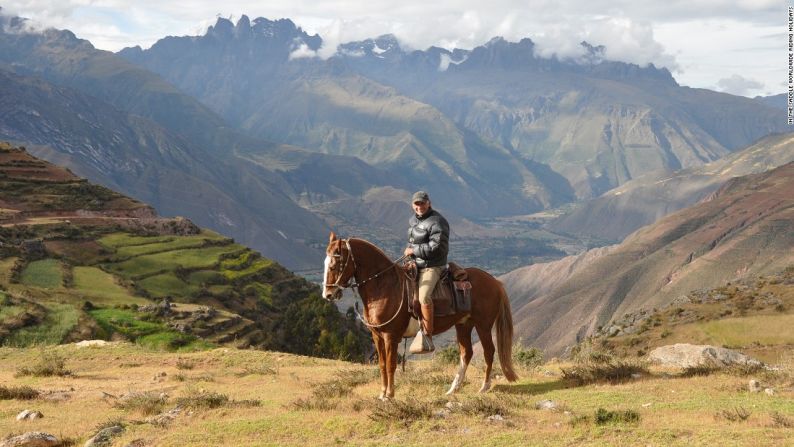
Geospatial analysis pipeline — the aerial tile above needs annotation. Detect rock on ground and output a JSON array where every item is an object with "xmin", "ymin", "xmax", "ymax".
[
  {"xmin": 0, "ymin": 432, "xmax": 59, "ymax": 447},
  {"xmin": 84, "ymin": 425, "xmax": 124, "ymax": 447},
  {"xmin": 648, "ymin": 344, "xmax": 762, "ymax": 368},
  {"xmin": 15, "ymin": 410, "xmax": 43, "ymax": 421}
]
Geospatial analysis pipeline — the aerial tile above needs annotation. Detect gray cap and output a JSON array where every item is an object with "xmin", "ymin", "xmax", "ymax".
[{"xmin": 411, "ymin": 190, "xmax": 430, "ymax": 203}]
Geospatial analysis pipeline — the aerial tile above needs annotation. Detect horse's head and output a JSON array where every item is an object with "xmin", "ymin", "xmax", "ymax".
[{"xmin": 322, "ymin": 232, "xmax": 356, "ymax": 301}]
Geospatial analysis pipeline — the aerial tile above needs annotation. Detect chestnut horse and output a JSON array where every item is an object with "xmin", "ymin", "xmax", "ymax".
[{"xmin": 322, "ymin": 232, "xmax": 518, "ymax": 399}]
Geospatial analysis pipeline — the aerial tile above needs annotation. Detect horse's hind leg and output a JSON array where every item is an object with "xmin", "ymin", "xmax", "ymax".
[
  {"xmin": 447, "ymin": 322, "xmax": 474, "ymax": 395},
  {"xmin": 475, "ymin": 324, "xmax": 495, "ymax": 393}
]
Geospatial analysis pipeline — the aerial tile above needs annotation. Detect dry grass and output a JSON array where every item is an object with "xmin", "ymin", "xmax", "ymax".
[
  {"xmin": 771, "ymin": 411, "xmax": 794, "ymax": 428},
  {"xmin": 113, "ymin": 391, "xmax": 167, "ymax": 416},
  {"xmin": 0, "ymin": 343, "xmax": 792, "ymax": 446}
]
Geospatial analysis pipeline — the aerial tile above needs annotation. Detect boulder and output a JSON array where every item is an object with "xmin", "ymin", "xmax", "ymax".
[
  {"xmin": 15, "ymin": 410, "xmax": 43, "ymax": 421},
  {"xmin": 648, "ymin": 344, "xmax": 762, "ymax": 368},
  {"xmin": 535, "ymin": 400, "xmax": 558, "ymax": 410},
  {"xmin": 0, "ymin": 432, "xmax": 59, "ymax": 447},
  {"xmin": 84, "ymin": 425, "xmax": 124, "ymax": 447}
]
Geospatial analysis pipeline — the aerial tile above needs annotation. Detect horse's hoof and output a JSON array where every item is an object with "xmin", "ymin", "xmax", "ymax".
[{"xmin": 478, "ymin": 382, "xmax": 492, "ymax": 393}]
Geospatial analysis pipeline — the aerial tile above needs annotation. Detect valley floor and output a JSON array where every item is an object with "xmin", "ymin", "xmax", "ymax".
[{"xmin": 1, "ymin": 343, "xmax": 793, "ymax": 446}]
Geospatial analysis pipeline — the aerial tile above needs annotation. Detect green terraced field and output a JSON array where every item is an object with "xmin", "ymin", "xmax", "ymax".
[
  {"xmin": 0, "ymin": 303, "xmax": 26, "ymax": 323},
  {"xmin": 71, "ymin": 266, "xmax": 146, "ymax": 305},
  {"xmin": 221, "ymin": 258, "xmax": 274, "ymax": 281},
  {"xmin": 187, "ymin": 270, "xmax": 225, "ymax": 285},
  {"xmin": 107, "ymin": 244, "xmax": 246, "ymax": 278},
  {"xmin": 19, "ymin": 259, "xmax": 62, "ymax": 289},
  {"xmin": 89, "ymin": 308, "xmax": 211, "ymax": 351},
  {"xmin": 98, "ymin": 233, "xmax": 175, "ymax": 248},
  {"xmin": 3, "ymin": 303, "xmax": 78, "ymax": 346},
  {"xmin": 137, "ymin": 272, "xmax": 199, "ymax": 299}
]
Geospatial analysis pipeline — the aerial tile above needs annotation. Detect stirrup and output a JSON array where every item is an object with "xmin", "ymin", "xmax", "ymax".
[{"xmin": 409, "ymin": 331, "xmax": 435, "ymax": 354}]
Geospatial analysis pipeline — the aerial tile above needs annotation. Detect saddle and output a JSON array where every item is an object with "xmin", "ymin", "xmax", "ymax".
[{"xmin": 407, "ymin": 262, "xmax": 472, "ymax": 318}]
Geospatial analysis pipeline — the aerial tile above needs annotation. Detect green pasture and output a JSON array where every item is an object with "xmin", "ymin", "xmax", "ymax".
[
  {"xmin": 107, "ymin": 245, "xmax": 246, "ymax": 278},
  {"xmin": 137, "ymin": 272, "xmax": 199, "ymax": 299},
  {"xmin": 187, "ymin": 270, "xmax": 225, "ymax": 286},
  {"xmin": 98, "ymin": 233, "xmax": 175, "ymax": 249},
  {"xmin": 89, "ymin": 308, "xmax": 211, "ymax": 351},
  {"xmin": 98, "ymin": 231, "xmax": 226, "ymax": 251},
  {"xmin": 19, "ymin": 259, "xmax": 62, "ymax": 289},
  {"xmin": 113, "ymin": 234, "xmax": 228, "ymax": 258},
  {"xmin": 0, "ymin": 303, "xmax": 26, "ymax": 323},
  {"xmin": 221, "ymin": 257, "xmax": 274, "ymax": 281},
  {"xmin": 71, "ymin": 266, "xmax": 146, "ymax": 305},
  {"xmin": 3, "ymin": 303, "xmax": 78, "ymax": 346},
  {"xmin": 89, "ymin": 308, "xmax": 163, "ymax": 338}
]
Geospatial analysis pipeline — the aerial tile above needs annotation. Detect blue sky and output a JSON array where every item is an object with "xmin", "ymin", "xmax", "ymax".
[{"xmin": 2, "ymin": 0, "xmax": 785, "ymax": 97}]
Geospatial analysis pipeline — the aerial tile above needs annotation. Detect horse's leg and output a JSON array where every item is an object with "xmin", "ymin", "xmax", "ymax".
[
  {"xmin": 372, "ymin": 332, "xmax": 388, "ymax": 399},
  {"xmin": 384, "ymin": 335, "xmax": 400, "ymax": 399},
  {"xmin": 446, "ymin": 323, "xmax": 474, "ymax": 395},
  {"xmin": 475, "ymin": 324, "xmax": 496, "ymax": 393}
]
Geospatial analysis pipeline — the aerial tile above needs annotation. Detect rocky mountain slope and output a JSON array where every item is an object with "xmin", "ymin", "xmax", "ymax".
[
  {"xmin": 502, "ymin": 162, "xmax": 794, "ymax": 355},
  {"xmin": 552, "ymin": 132, "xmax": 794, "ymax": 242}
]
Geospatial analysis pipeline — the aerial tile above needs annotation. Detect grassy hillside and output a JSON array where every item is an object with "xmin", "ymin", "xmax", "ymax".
[
  {"xmin": 588, "ymin": 267, "xmax": 794, "ymax": 364},
  {"xmin": 0, "ymin": 343, "xmax": 792, "ymax": 446},
  {"xmin": 0, "ymin": 143, "xmax": 370, "ymax": 360}
]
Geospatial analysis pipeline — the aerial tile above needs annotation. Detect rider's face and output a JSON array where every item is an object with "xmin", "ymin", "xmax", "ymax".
[{"xmin": 413, "ymin": 200, "xmax": 430, "ymax": 216}]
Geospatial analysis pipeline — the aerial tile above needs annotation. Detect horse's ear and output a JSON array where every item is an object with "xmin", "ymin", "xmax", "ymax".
[{"xmin": 329, "ymin": 231, "xmax": 337, "ymax": 243}]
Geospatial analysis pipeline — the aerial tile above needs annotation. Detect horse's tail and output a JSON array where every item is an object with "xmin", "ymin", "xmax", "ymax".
[{"xmin": 495, "ymin": 282, "xmax": 519, "ymax": 382}]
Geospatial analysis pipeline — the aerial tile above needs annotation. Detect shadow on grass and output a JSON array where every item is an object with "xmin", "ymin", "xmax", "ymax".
[{"xmin": 493, "ymin": 379, "xmax": 569, "ymax": 395}]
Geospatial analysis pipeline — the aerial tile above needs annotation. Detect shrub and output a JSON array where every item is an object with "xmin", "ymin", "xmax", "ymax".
[
  {"xmin": 513, "ymin": 344, "xmax": 543, "ymax": 370},
  {"xmin": 369, "ymin": 398, "xmax": 433, "ymax": 425},
  {"xmin": 771, "ymin": 411, "xmax": 793, "ymax": 428},
  {"xmin": 435, "ymin": 345, "xmax": 460, "ymax": 365},
  {"xmin": 15, "ymin": 350, "xmax": 71, "ymax": 377},
  {"xmin": 113, "ymin": 392, "xmax": 166, "ymax": 416},
  {"xmin": 175, "ymin": 358, "xmax": 195, "ymax": 370},
  {"xmin": 459, "ymin": 395, "xmax": 510, "ymax": 417},
  {"xmin": 561, "ymin": 358, "xmax": 648, "ymax": 386},
  {"xmin": 175, "ymin": 388, "xmax": 229, "ymax": 410},
  {"xmin": 290, "ymin": 397, "xmax": 337, "ymax": 411},
  {"xmin": 717, "ymin": 406, "xmax": 751, "ymax": 422},
  {"xmin": 594, "ymin": 408, "xmax": 641, "ymax": 425},
  {"xmin": 312, "ymin": 369, "xmax": 376, "ymax": 399},
  {"xmin": 680, "ymin": 363, "xmax": 721, "ymax": 378},
  {"xmin": 0, "ymin": 385, "xmax": 40, "ymax": 400}
]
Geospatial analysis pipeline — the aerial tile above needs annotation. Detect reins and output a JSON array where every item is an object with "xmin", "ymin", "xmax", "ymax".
[{"xmin": 333, "ymin": 239, "xmax": 412, "ymax": 329}]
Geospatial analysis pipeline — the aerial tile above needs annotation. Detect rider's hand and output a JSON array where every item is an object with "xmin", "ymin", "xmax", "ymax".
[{"xmin": 403, "ymin": 247, "xmax": 414, "ymax": 257}]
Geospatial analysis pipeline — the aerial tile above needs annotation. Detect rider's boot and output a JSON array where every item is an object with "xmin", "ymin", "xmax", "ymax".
[{"xmin": 410, "ymin": 303, "xmax": 435, "ymax": 354}]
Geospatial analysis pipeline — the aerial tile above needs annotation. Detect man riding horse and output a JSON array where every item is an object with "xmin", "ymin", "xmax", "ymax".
[{"xmin": 403, "ymin": 190, "xmax": 449, "ymax": 354}]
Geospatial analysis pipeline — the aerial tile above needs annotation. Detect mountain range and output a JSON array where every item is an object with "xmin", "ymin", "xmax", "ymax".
[{"xmin": 1, "ymin": 11, "xmax": 792, "ymax": 314}]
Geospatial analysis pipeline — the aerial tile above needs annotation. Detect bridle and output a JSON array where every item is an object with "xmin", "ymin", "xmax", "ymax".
[
  {"xmin": 324, "ymin": 239, "xmax": 357, "ymax": 293},
  {"xmin": 324, "ymin": 238, "xmax": 411, "ymax": 328}
]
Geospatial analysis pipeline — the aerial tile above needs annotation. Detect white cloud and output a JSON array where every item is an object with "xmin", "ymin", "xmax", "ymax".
[
  {"xmin": 715, "ymin": 74, "xmax": 764, "ymax": 96},
  {"xmin": 0, "ymin": 1, "xmax": 781, "ymax": 96},
  {"xmin": 288, "ymin": 42, "xmax": 318, "ymax": 60}
]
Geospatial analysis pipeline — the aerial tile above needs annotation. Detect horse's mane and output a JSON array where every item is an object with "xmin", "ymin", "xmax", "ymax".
[{"xmin": 349, "ymin": 238, "xmax": 394, "ymax": 263}]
